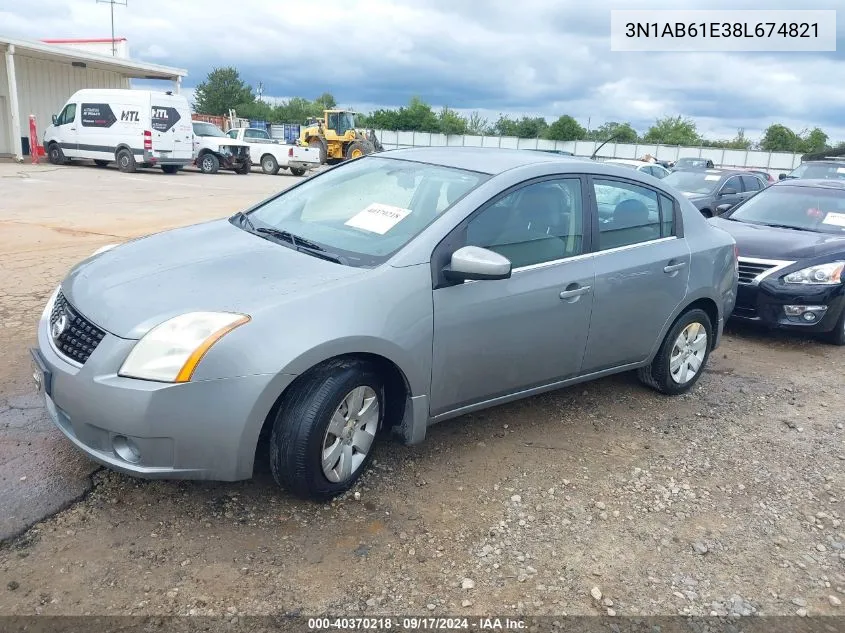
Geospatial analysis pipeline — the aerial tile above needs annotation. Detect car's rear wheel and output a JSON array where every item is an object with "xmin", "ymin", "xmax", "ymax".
[
  {"xmin": 261, "ymin": 154, "xmax": 279, "ymax": 175},
  {"xmin": 638, "ymin": 308, "xmax": 712, "ymax": 395},
  {"xmin": 161, "ymin": 165, "xmax": 180, "ymax": 174},
  {"xmin": 116, "ymin": 148, "xmax": 136, "ymax": 173},
  {"xmin": 270, "ymin": 359, "xmax": 384, "ymax": 500},
  {"xmin": 290, "ymin": 167, "xmax": 306, "ymax": 177}
]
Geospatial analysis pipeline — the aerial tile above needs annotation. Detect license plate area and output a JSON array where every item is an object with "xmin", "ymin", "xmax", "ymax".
[{"xmin": 30, "ymin": 348, "xmax": 52, "ymax": 397}]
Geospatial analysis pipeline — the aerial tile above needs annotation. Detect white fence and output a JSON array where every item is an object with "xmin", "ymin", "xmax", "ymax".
[{"xmin": 372, "ymin": 130, "xmax": 803, "ymax": 174}]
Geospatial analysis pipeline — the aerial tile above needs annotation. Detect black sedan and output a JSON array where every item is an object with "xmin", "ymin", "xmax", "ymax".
[{"xmin": 709, "ymin": 179, "xmax": 845, "ymax": 344}]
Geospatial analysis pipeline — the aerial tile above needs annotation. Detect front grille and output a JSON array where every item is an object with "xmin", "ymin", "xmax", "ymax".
[
  {"xmin": 50, "ymin": 291, "xmax": 106, "ymax": 364},
  {"xmin": 737, "ymin": 259, "xmax": 777, "ymax": 285}
]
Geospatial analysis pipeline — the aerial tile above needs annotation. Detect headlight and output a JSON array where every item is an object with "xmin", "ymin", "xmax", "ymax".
[
  {"xmin": 119, "ymin": 312, "xmax": 250, "ymax": 382},
  {"xmin": 783, "ymin": 262, "xmax": 845, "ymax": 285}
]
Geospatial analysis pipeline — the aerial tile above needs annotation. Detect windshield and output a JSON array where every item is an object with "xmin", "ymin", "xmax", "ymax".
[
  {"xmin": 664, "ymin": 170, "xmax": 722, "ymax": 194},
  {"xmin": 237, "ymin": 156, "xmax": 490, "ymax": 266},
  {"xmin": 192, "ymin": 122, "xmax": 226, "ymax": 137},
  {"xmin": 787, "ymin": 162, "xmax": 845, "ymax": 180},
  {"xmin": 728, "ymin": 185, "xmax": 845, "ymax": 234},
  {"xmin": 675, "ymin": 158, "xmax": 709, "ymax": 169}
]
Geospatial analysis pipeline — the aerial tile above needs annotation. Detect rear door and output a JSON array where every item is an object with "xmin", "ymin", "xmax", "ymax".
[
  {"xmin": 151, "ymin": 94, "xmax": 192, "ymax": 160},
  {"xmin": 580, "ymin": 176, "xmax": 689, "ymax": 373}
]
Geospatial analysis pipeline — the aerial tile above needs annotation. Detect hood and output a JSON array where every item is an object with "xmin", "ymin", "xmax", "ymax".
[
  {"xmin": 709, "ymin": 217, "xmax": 845, "ymax": 261},
  {"xmin": 62, "ymin": 219, "xmax": 364, "ymax": 339}
]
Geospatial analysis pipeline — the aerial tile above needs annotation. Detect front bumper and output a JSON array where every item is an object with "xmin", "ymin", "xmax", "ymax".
[
  {"xmin": 33, "ymin": 297, "xmax": 294, "ymax": 481},
  {"xmin": 731, "ymin": 280, "xmax": 845, "ymax": 333}
]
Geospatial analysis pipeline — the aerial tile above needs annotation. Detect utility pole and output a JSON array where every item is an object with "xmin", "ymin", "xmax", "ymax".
[
  {"xmin": 256, "ymin": 82, "xmax": 264, "ymax": 103},
  {"xmin": 96, "ymin": 0, "xmax": 127, "ymax": 56}
]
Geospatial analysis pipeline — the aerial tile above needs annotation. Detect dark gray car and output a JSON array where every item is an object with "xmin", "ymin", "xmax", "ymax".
[
  {"xmin": 32, "ymin": 148, "xmax": 738, "ymax": 500},
  {"xmin": 663, "ymin": 168, "xmax": 767, "ymax": 218}
]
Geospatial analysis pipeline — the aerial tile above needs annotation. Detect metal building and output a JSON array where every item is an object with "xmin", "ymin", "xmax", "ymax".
[{"xmin": 1, "ymin": 36, "xmax": 186, "ymax": 160}]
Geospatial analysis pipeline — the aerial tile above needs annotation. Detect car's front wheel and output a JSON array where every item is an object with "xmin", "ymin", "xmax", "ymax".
[
  {"xmin": 638, "ymin": 308, "xmax": 712, "ymax": 395},
  {"xmin": 270, "ymin": 359, "xmax": 384, "ymax": 500},
  {"xmin": 824, "ymin": 308, "xmax": 845, "ymax": 346}
]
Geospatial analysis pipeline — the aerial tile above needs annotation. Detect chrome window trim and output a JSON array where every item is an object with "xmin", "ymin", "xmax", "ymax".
[{"xmin": 511, "ymin": 236, "xmax": 678, "ymax": 274}]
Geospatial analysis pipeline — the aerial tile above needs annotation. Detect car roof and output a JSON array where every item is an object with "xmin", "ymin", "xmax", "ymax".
[
  {"xmin": 772, "ymin": 178, "xmax": 845, "ymax": 191},
  {"xmin": 670, "ymin": 167, "xmax": 748, "ymax": 178},
  {"xmin": 376, "ymin": 146, "xmax": 586, "ymax": 175}
]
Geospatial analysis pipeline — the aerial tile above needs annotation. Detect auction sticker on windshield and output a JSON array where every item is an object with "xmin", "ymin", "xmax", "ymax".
[
  {"xmin": 705, "ymin": 175, "xmax": 721, "ymax": 181},
  {"xmin": 345, "ymin": 203, "xmax": 412, "ymax": 234},
  {"xmin": 822, "ymin": 212, "xmax": 845, "ymax": 228}
]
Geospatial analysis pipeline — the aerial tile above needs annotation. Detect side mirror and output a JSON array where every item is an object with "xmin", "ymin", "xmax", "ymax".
[
  {"xmin": 51, "ymin": 114, "xmax": 57, "ymax": 125},
  {"xmin": 778, "ymin": 173, "xmax": 787, "ymax": 180},
  {"xmin": 719, "ymin": 187, "xmax": 738, "ymax": 197},
  {"xmin": 443, "ymin": 246, "xmax": 511, "ymax": 282},
  {"xmin": 716, "ymin": 203, "xmax": 733, "ymax": 214}
]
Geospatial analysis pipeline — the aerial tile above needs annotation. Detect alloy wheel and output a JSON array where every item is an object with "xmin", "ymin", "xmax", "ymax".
[
  {"xmin": 669, "ymin": 322, "xmax": 708, "ymax": 384},
  {"xmin": 321, "ymin": 386, "xmax": 378, "ymax": 483}
]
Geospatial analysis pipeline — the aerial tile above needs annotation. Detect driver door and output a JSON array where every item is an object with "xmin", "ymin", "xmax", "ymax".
[
  {"xmin": 53, "ymin": 103, "xmax": 79, "ymax": 157},
  {"xmin": 430, "ymin": 176, "xmax": 595, "ymax": 417}
]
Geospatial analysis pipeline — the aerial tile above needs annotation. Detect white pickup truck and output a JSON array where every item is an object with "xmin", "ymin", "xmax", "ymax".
[{"xmin": 226, "ymin": 127, "xmax": 321, "ymax": 176}]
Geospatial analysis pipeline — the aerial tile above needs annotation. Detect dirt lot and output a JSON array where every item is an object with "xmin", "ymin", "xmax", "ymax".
[{"xmin": 1, "ymin": 161, "xmax": 844, "ymax": 619}]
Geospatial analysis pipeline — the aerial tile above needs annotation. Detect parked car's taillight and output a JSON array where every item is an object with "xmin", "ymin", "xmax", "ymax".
[
  {"xmin": 143, "ymin": 130, "xmax": 152, "ymax": 151},
  {"xmin": 288, "ymin": 147, "xmax": 294, "ymax": 158}
]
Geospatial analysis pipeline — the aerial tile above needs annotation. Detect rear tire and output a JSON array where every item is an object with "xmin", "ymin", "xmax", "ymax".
[
  {"xmin": 94, "ymin": 159, "xmax": 109, "ymax": 168},
  {"xmin": 198, "ymin": 153, "xmax": 219, "ymax": 174},
  {"xmin": 261, "ymin": 155, "xmax": 279, "ymax": 175},
  {"xmin": 161, "ymin": 165, "xmax": 180, "ymax": 174},
  {"xmin": 116, "ymin": 148, "xmax": 136, "ymax": 173},
  {"xmin": 638, "ymin": 308, "xmax": 712, "ymax": 395},
  {"xmin": 308, "ymin": 137, "xmax": 327, "ymax": 164},
  {"xmin": 290, "ymin": 167, "xmax": 306, "ymax": 177},
  {"xmin": 236, "ymin": 161, "xmax": 251, "ymax": 175},
  {"xmin": 47, "ymin": 143, "xmax": 65, "ymax": 165},
  {"xmin": 270, "ymin": 359, "xmax": 384, "ymax": 501}
]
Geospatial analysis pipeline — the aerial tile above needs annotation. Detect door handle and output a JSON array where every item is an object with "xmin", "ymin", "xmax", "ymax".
[
  {"xmin": 559, "ymin": 285, "xmax": 591, "ymax": 300},
  {"xmin": 664, "ymin": 262, "xmax": 687, "ymax": 273}
]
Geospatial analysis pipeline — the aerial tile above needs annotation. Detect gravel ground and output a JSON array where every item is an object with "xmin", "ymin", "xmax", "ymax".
[{"xmin": 1, "ymin": 161, "xmax": 844, "ymax": 619}]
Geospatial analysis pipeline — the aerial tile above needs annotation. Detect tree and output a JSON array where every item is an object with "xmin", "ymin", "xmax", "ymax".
[
  {"xmin": 466, "ymin": 111, "xmax": 489, "ymax": 135},
  {"xmin": 492, "ymin": 115, "xmax": 519, "ymax": 136},
  {"xmin": 546, "ymin": 115, "xmax": 586, "ymax": 141},
  {"xmin": 802, "ymin": 127, "xmax": 829, "ymax": 154},
  {"xmin": 759, "ymin": 124, "xmax": 803, "ymax": 152},
  {"xmin": 642, "ymin": 115, "xmax": 701, "ymax": 146},
  {"xmin": 588, "ymin": 121, "xmax": 638, "ymax": 144},
  {"xmin": 314, "ymin": 92, "xmax": 337, "ymax": 111},
  {"xmin": 438, "ymin": 107, "xmax": 468, "ymax": 135},
  {"xmin": 192, "ymin": 67, "xmax": 255, "ymax": 116}
]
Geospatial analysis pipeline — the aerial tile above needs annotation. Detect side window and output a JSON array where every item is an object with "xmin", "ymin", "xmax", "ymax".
[
  {"xmin": 244, "ymin": 129, "xmax": 269, "ymax": 139},
  {"xmin": 722, "ymin": 176, "xmax": 743, "ymax": 193},
  {"xmin": 466, "ymin": 179, "xmax": 584, "ymax": 269},
  {"xmin": 659, "ymin": 194, "xmax": 675, "ymax": 237},
  {"xmin": 57, "ymin": 103, "xmax": 76, "ymax": 126},
  {"xmin": 741, "ymin": 175, "xmax": 762, "ymax": 192},
  {"xmin": 593, "ymin": 179, "xmax": 662, "ymax": 251},
  {"xmin": 226, "ymin": 129, "xmax": 238, "ymax": 139}
]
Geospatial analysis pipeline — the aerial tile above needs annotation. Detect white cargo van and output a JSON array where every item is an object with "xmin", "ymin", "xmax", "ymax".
[{"xmin": 43, "ymin": 88, "xmax": 193, "ymax": 174}]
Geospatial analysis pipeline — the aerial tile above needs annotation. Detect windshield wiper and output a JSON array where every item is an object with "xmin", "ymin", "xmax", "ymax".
[
  {"xmin": 232, "ymin": 210, "xmax": 255, "ymax": 230},
  {"xmin": 759, "ymin": 223, "xmax": 814, "ymax": 232},
  {"xmin": 254, "ymin": 227, "xmax": 345, "ymax": 264}
]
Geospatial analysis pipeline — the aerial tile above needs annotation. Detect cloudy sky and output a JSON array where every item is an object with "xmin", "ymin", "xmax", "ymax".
[{"xmin": 1, "ymin": 0, "xmax": 844, "ymax": 142}]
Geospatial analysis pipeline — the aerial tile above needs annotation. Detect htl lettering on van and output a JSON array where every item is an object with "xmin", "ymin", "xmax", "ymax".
[{"xmin": 44, "ymin": 88, "xmax": 194, "ymax": 175}]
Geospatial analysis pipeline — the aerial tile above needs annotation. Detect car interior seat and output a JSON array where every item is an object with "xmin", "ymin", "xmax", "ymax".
[{"xmin": 602, "ymin": 198, "xmax": 660, "ymax": 249}]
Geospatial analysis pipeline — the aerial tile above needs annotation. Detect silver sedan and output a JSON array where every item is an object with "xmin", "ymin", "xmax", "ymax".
[{"xmin": 32, "ymin": 147, "xmax": 738, "ymax": 500}]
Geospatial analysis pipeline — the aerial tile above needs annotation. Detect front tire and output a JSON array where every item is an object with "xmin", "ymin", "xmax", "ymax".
[
  {"xmin": 270, "ymin": 359, "xmax": 384, "ymax": 501},
  {"xmin": 638, "ymin": 308, "xmax": 712, "ymax": 395},
  {"xmin": 308, "ymin": 137, "xmax": 328, "ymax": 164},
  {"xmin": 261, "ymin": 154, "xmax": 279, "ymax": 175},
  {"xmin": 824, "ymin": 308, "xmax": 845, "ymax": 345},
  {"xmin": 116, "ymin": 148, "xmax": 136, "ymax": 173},
  {"xmin": 161, "ymin": 165, "xmax": 180, "ymax": 174},
  {"xmin": 345, "ymin": 140, "xmax": 367, "ymax": 160},
  {"xmin": 47, "ymin": 143, "xmax": 65, "ymax": 165},
  {"xmin": 198, "ymin": 153, "xmax": 219, "ymax": 174},
  {"xmin": 290, "ymin": 167, "xmax": 306, "ymax": 177}
]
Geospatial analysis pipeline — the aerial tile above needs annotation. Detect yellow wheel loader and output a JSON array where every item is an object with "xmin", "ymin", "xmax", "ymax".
[{"xmin": 299, "ymin": 110, "xmax": 382, "ymax": 164}]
